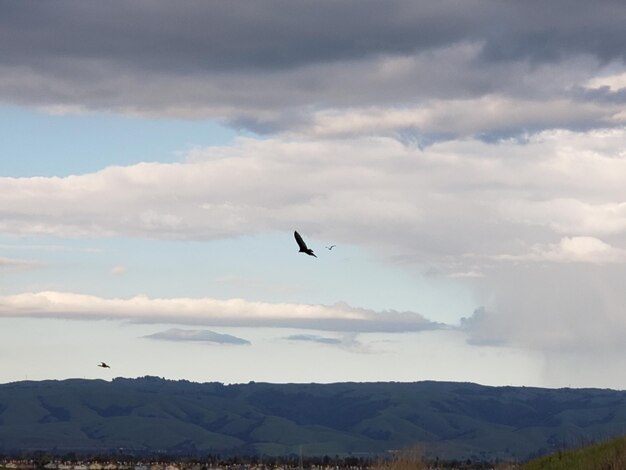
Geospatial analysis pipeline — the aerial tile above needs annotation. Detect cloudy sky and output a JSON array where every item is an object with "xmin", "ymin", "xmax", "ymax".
[{"xmin": 1, "ymin": 0, "xmax": 626, "ymax": 389}]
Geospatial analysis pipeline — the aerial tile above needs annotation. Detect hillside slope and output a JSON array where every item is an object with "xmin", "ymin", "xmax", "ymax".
[
  {"xmin": 0, "ymin": 377, "xmax": 625, "ymax": 461},
  {"xmin": 522, "ymin": 434, "xmax": 626, "ymax": 469}
]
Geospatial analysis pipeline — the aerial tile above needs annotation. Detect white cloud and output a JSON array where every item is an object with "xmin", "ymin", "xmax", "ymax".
[
  {"xmin": 0, "ymin": 291, "xmax": 442, "ymax": 333},
  {"xmin": 502, "ymin": 199, "xmax": 626, "ymax": 236},
  {"xmin": 1, "ymin": 129, "xmax": 626, "ymax": 257},
  {"xmin": 301, "ymin": 96, "xmax": 623, "ymax": 140},
  {"xmin": 0, "ymin": 129, "xmax": 626, "ymax": 286},
  {"xmin": 1, "ymin": 128, "xmax": 626, "ymax": 282},
  {"xmin": 586, "ymin": 71, "xmax": 626, "ymax": 92},
  {"xmin": 497, "ymin": 236, "xmax": 626, "ymax": 264}
]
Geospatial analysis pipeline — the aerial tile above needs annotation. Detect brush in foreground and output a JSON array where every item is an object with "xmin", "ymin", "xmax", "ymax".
[{"xmin": 522, "ymin": 434, "xmax": 626, "ymax": 470}]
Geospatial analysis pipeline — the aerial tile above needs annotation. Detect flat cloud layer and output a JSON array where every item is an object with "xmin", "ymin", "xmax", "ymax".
[
  {"xmin": 0, "ymin": 256, "xmax": 41, "ymax": 270},
  {"xmin": 284, "ymin": 333, "xmax": 371, "ymax": 353},
  {"xmin": 144, "ymin": 328, "xmax": 251, "ymax": 345},
  {"xmin": 285, "ymin": 334, "xmax": 343, "ymax": 346},
  {"xmin": 1, "ymin": 1, "xmax": 625, "ymax": 137},
  {"xmin": 0, "ymin": 291, "xmax": 442, "ymax": 333}
]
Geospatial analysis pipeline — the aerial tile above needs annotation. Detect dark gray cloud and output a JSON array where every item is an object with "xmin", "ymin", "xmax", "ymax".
[
  {"xmin": 143, "ymin": 328, "xmax": 250, "ymax": 345},
  {"xmin": 476, "ymin": 0, "xmax": 626, "ymax": 64},
  {"xmin": 573, "ymin": 85, "xmax": 626, "ymax": 104},
  {"xmin": 0, "ymin": 1, "xmax": 479, "ymax": 73},
  {"xmin": 0, "ymin": 1, "xmax": 625, "ymax": 137},
  {"xmin": 2, "ymin": 1, "xmax": 623, "ymax": 72}
]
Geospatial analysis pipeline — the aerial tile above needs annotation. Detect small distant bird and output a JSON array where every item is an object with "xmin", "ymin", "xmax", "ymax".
[
  {"xmin": 294, "ymin": 231, "xmax": 317, "ymax": 257},
  {"xmin": 98, "ymin": 362, "xmax": 111, "ymax": 368},
  {"xmin": 326, "ymin": 245, "xmax": 336, "ymax": 250}
]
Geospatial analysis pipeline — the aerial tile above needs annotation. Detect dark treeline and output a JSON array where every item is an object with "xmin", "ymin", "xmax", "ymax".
[{"xmin": 0, "ymin": 451, "xmax": 499, "ymax": 470}]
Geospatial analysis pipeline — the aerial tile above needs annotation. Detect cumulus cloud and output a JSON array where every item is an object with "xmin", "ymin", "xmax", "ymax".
[
  {"xmin": 3, "ymin": 129, "xmax": 626, "ymax": 270},
  {"xmin": 497, "ymin": 236, "xmax": 626, "ymax": 264},
  {"xmin": 502, "ymin": 199, "xmax": 626, "ymax": 237},
  {"xmin": 144, "ymin": 328, "xmax": 250, "ymax": 345},
  {"xmin": 0, "ymin": 291, "xmax": 442, "ymax": 333}
]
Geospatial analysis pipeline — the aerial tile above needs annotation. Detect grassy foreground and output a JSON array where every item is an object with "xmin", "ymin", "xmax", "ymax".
[
  {"xmin": 521, "ymin": 434, "xmax": 626, "ymax": 470},
  {"xmin": 373, "ymin": 448, "xmax": 427, "ymax": 470},
  {"xmin": 374, "ymin": 435, "xmax": 626, "ymax": 470}
]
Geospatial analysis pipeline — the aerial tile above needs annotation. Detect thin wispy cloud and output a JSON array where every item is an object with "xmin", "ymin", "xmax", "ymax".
[
  {"xmin": 286, "ymin": 334, "xmax": 343, "ymax": 345},
  {"xmin": 0, "ymin": 257, "xmax": 42, "ymax": 270},
  {"xmin": 0, "ymin": 244, "xmax": 101, "ymax": 253},
  {"xmin": 111, "ymin": 265, "xmax": 128, "ymax": 275},
  {"xmin": 284, "ymin": 333, "xmax": 371, "ymax": 353},
  {"xmin": 144, "ymin": 328, "xmax": 250, "ymax": 345}
]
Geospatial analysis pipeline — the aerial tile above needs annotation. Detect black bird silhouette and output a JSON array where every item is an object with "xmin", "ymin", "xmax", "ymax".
[
  {"xmin": 326, "ymin": 245, "xmax": 336, "ymax": 250},
  {"xmin": 98, "ymin": 362, "xmax": 111, "ymax": 368},
  {"xmin": 294, "ymin": 231, "xmax": 317, "ymax": 257}
]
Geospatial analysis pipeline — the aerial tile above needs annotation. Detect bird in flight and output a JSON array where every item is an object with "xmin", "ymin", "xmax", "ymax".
[
  {"xmin": 326, "ymin": 245, "xmax": 336, "ymax": 250},
  {"xmin": 98, "ymin": 362, "xmax": 111, "ymax": 368},
  {"xmin": 294, "ymin": 231, "xmax": 317, "ymax": 257}
]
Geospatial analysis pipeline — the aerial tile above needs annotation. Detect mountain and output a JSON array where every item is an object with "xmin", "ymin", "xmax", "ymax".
[{"xmin": 0, "ymin": 377, "xmax": 625, "ymax": 461}]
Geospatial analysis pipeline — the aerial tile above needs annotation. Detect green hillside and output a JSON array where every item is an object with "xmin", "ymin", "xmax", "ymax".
[
  {"xmin": 522, "ymin": 434, "xmax": 626, "ymax": 469},
  {"xmin": 0, "ymin": 377, "xmax": 625, "ymax": 461}
]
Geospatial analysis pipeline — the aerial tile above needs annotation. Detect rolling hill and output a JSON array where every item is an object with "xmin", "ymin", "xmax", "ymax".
[{"xmin": 0, "ymin": 377, "xmax": 625, "ymax": 461}]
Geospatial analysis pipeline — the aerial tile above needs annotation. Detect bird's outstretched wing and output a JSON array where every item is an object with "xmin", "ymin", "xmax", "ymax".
[{"xmin": 294, "ymin": 231, "xmax": 308, "ymax": 251}]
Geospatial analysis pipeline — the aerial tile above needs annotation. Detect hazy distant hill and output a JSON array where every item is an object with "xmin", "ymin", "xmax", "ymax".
[{"xmin": 0, "ymin": 377, "xmax": 625, "ymax": 461}]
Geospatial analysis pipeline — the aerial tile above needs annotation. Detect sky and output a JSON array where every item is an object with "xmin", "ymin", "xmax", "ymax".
[{"xmin": 1, "ymin": 0, "xmax": 626, "ymax": 389}]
